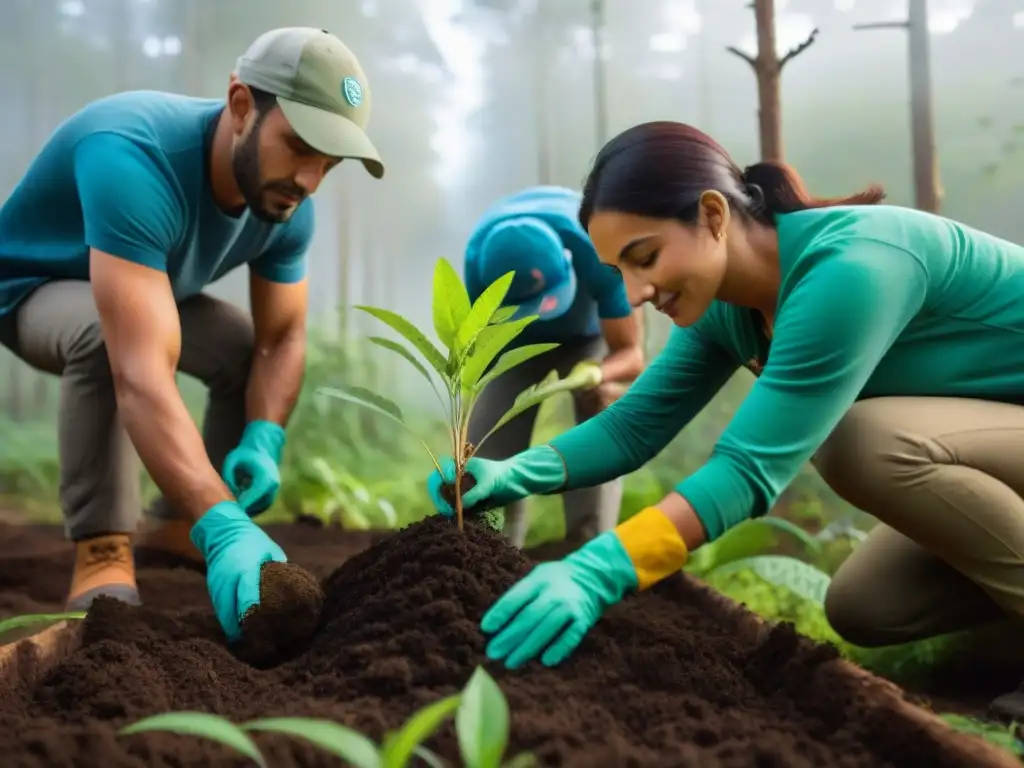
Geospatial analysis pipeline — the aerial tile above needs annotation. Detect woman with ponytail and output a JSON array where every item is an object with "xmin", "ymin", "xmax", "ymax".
[{"xmin": 426, "ymin": 121, "xmax": 1024, "ymax": 716}]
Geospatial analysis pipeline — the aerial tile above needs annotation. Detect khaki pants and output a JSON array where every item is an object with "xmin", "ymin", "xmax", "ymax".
[
  {"xmin": 0, "ymin": 280, "xmax": 253, "ymax": 541},
  {"xmin": 467, "ymin": 336, "xmax": 623, "ymax": 548},
  {"xmin": 816, "ymin": 396, "xmax": 1024, "ymax": 647}
]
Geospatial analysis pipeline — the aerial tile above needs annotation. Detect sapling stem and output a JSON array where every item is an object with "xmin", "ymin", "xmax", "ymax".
[{"xmin": 454, "ymin": 465, "xmax": 465, "ymax": 531}]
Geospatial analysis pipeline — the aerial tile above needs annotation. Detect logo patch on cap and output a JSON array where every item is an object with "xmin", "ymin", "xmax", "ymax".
[
  {"xmin": 540, "ymin": 295, "xmax": 559, "ymax": 314},
  {"xmin": 342, "ymin": 76, "xmax": 363, "ymax": 107},
  {"xmin": 530, "ymin": 268, "xmax": 546, "ymax": 292}
]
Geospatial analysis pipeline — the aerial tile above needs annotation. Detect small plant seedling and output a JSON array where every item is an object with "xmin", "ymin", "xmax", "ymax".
[
  {"xmin": 117, "ymin": 665, "xmax": 535, "ymax": 767},
  {"xmin": 0, "ymin": 611, "xmax": 87, "ymax": 645},
  {"xmin": 319, "ymin": 257, "xmax": 600, "ymax": 531}
]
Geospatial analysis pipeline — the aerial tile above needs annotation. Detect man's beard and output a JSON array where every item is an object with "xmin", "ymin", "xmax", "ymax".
[{"xmin": 231, "ymin": 125, "xmax": 306, "ymax": 224}]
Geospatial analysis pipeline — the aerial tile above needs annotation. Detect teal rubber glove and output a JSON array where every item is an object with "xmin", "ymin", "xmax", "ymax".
[
  {"xmin": 222, "ymin": 421, "xmax": 285, "ymax": 517},
  {"xmin": 190, "ymin": 500, "xmax": 287, "ymax": 642},
  {"xmin": 481, "ymin": 531, "xmax": 638, "ymax": 669},
  {"xmin": 426, "ymin": 445, "xmax": 566, "ymax": 518}
]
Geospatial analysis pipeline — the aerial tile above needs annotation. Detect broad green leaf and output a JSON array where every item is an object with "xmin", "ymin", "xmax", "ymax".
[
  {"xmin": 459, "ymin": 318, "xmax": 538, "ymax": 393},
  {"xmin": 368, "ymin": 337, "xmax": 436, "ymax": 386},
  {"xmin": 708, "ymin": 555, "xmax": 831, "ymax": 604},
  {"xmin": 380, "ymin": 694, "xmax": 461, "ymax": 768},
  {"xmin": 356, "ymin": 306, "xmax": 448, "ymax": 377},
  {"xmin": 474, "ymin": 342, "xmax": 559, "ymax": 394},
  {"xmin": 433, "ymin": 258, "xmax": 472, "ymax": 352},
  {"xmin": 120, "ymin": 712, "xmax": 267, "ymax": 768},
  {"xmin": 457, "ymin": 667, "xmax": 510, "ymax": 768},
  {"xmin": 684, "ymin": 517, "xmax": 821, "ymax": 576},
  {"xmin": 489, "ymin": 305, "xmax": 518, "ymax": 324},
  {"xmin": 0, "ymin": 611, "xmax": 86, "ymax": 637},
  {"xmin": 753, "ymin": 516, "xmax": 822, "ymax": 552},
  {"xmin": 456, "ymin": 272, "xmax": 515, "ymax": 353},
  {"xmin": 243, "ymin": 717, "xmax": 380, "ymax": 768}
]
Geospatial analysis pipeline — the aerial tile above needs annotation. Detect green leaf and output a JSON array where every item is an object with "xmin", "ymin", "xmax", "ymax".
[
  {"xmin": 381, "ymin": 694, "xmax": 461, "ymax": 768},
  {"xmin": 368, "ymin": 335, "xmax": 451, "ymax": 417},
  {"xmin": 474, "ymin": 343, "xmax": 559, "ymax": 394},
  {"xmin": 316, "ymin": 386, "xmax": 442, "ymax": 472},
  {"xmin": 0, "ymin": 611, "xmax": 86, "ymax": 638},
  {"xmin": 456, "ymin": 272, "xmax": 515, "ymax": 354},
  {"xmin": 413, "ymin": 746, "xmax": 448, "ymax": 768},
  {"xmin": 684, "ymin": 517, "xmax": 821, "ymax": 576},
  {"xmin": 318, "ymin": 385, "xmax": 404, "ymax": 424},
  {"xmin": 503, "ymin": 754, "xmax": 539, "ymax": 768},
  {"xmin": 243, "ymin": 717, "xmax": 380, "ymax": 768},
  {"xmin": 457, "ymin": 667, "xmax": 510, "ymax": 768},
  {"xmin": 368, "ymin": 337, "xmax": 436, "ymax": 386},
  {"xmin": 708, "ymin": 555, "xmax": 832, "ymax": 604},
  {"xmin": 356, "ymin": 306, "xmax": 448, "ymax": 377},
  {"xmin": 459, "ymin": 319, "xmax": 539, "ymax": 393},
  {"xmin": 479, "ymin": 363, "xmax": 599, "ymax": 449},
  {"xmin": 120, "ymin": 712, "xmax": 267, "ymax": 768},
  {"xmin": 751, "ymin": 516, "xmax": 822, "ymax": 552},
  {"xmin": 489, "ymin": 306, "xmax": 518, "ymax": 325},
  {"xmin": 432, "ymin": 258, "xmax": 472, "ymax": 352}
]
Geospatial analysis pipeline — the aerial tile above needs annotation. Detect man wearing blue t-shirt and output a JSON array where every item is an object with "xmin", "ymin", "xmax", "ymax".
[
  {"xmin": 461, "ymin": 186, "xmax": 645, "ymax": 547},
  {"xmin": 0, "ymin": 27, "xmax": 384, "ymax": 643}
]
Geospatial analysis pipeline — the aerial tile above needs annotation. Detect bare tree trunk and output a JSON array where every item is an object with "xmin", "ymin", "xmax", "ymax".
[
  {"xmin": 753, "ymin": 0, "xmax": 781, "ymax": 160},
  {"xmin": 727, "ymin": 0, "xmax": 818, "ymax": 162},
  {"xmin": 853, "ymin": 1, "xmax": 941, "ymax": 212},
  {"xmin": 590, "ymin": 0, "xmax": 608, "ymax": 151},
  {"xmin": 907, "ymin": 0, "xmax": 941, "ymax": 212}
]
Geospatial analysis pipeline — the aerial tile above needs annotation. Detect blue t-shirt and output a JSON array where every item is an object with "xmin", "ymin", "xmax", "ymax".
[
  {"xmin": 0, "ymin": 90, "xmax": 314, "ymax": 318},
  {"xmin": 463, "ymin": 186, "xmax": 632, "ymax": 347}
]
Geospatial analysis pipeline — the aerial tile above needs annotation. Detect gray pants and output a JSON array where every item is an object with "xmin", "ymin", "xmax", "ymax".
[
  {"xmin": 0, "ymin": 280, "xmax": 253, "ymax": 540},
  {"xmin": 467, "ymin": 336, "xmax": 623, "ymax": 548}
]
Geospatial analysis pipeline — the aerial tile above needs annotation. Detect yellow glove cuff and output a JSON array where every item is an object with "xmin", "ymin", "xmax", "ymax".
[{"xmin": 612, "ymin": 506, "xmax": 689, "ymax": 591}]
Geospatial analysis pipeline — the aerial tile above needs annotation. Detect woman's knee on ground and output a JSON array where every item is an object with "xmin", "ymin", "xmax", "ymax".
[{"xmin": 822, "ymin": 572, "xmax": 894, "ymax": 648}]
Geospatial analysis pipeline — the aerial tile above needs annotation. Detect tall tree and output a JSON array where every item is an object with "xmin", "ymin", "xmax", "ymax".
[
  {"xmin": 854, "ymin": 0, "xmax": 941, "ymax": 213},
  {"xmin": 726, "ymin": 0, "xmax": 818, "ymax": 161}
]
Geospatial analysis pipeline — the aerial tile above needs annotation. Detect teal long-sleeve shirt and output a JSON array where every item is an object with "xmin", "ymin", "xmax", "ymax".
[{"xmin": 550, "ymin": 204, "xmax": 1024, "ymax": 541}]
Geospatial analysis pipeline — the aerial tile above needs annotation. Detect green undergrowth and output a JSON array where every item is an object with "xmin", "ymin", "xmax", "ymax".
[
  {"xmin": 938, "ymin": 715, "xmax": 1023, "ymax": 757},
  {"xmin": 118, "ymin": 666, "xmax": 533, "ymax": 768},
  {"xmin": 695, "ymin": 531, "xmax": 1024, "ymax": 758}
]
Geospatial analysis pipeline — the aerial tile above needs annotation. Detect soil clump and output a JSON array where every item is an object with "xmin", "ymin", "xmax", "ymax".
[{"xmin": 236, "ymin": 561, "xmax": 324, "ymax": 667}]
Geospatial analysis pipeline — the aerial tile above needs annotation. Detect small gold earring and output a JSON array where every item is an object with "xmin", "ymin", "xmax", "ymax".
[{"xmin": 714, "ymin": 231, "xmax": 723, "ymax": 242}]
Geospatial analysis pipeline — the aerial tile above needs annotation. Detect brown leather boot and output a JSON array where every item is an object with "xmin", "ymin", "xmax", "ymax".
[
  {"xmin": 66, "ymin": 533, "xmax": 141, "ymax": 611},
  {"xmin": 134, "ymin": 517, "xmax": 207, "ymax": 573}
]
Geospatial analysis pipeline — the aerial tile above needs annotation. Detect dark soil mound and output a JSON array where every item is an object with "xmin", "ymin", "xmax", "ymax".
[{"xmin": 0, "ymin": 517, "xmax": 1007, "ymax": 767}]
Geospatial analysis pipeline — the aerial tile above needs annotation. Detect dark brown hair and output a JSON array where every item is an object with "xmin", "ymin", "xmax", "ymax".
[
  {"xmin": 578, "ymin": 121, "xmax": 884, "ymax": 230},
  {"xmin": 248, "ymin": 86, "xmax": 279, "ymax": 120}
]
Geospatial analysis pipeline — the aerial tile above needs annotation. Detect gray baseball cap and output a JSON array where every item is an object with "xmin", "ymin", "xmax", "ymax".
[{"xmin": 236, "ymin": 27, "xmax": 384, "ymax": 179}]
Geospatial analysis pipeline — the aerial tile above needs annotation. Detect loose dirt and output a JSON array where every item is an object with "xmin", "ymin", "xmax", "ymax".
[{"xmin": 0, "ymin": 517, "xmax": 1013, "ymax": 767}]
